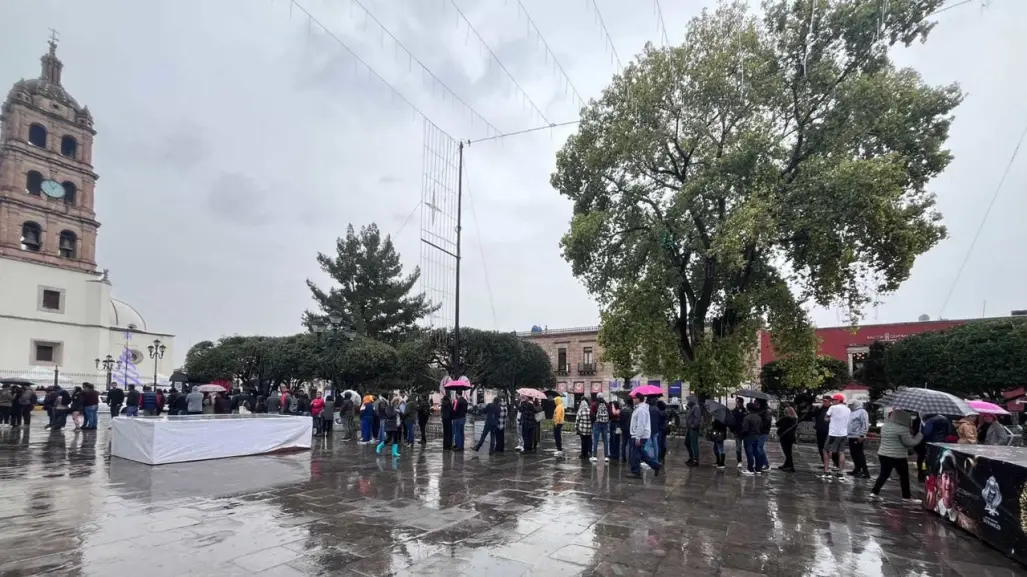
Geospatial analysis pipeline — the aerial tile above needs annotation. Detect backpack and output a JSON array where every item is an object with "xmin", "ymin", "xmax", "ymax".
[
  {"xmin": 722, "ymin": 409, "xmax": 736, "ymax": 429},
  {"xmin": 596, "ymin": 403, "xmax": 610, "ymax": 424}
]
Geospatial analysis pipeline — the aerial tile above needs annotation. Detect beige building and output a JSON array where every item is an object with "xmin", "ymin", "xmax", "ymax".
[{"xmin": 519, "ymin": 326, "xmax": 687, "ymax": 404}]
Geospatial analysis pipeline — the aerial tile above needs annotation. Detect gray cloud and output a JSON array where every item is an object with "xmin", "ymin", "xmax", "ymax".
[{"xmin": 1, "ymin": 0, "xmax": 1024, "ymax": 366}]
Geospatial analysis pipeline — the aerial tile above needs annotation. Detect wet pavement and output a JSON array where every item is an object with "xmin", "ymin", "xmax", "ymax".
[{"xmin": 1, "ymin": 417, "xmax": 1023, "ymax": 577}]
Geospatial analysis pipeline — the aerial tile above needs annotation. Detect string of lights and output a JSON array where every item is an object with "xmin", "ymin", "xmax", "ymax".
[
  {"xmin": 586, "ymin": 0, "xmax": 623, "ymax": 69},
  {"xmin": 512, "ymin": 0, "xmax": 586, "ymax": 110},
  {"xmin": 653, "ymin": 0, "xmax": 671, "ymax": 47},
  {"xmin": 445, "ymin": 0, "xmax": 551, "ymax": 125}
]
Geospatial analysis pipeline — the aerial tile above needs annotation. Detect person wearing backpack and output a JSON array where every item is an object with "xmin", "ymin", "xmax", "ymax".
[{"xmin": 590, "ymin": 394, "xmax": 611, "ymax": 463}]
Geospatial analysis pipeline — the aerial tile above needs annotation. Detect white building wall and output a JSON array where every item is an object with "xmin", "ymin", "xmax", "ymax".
[{"xmin": 0, "ymin": 257, "xmax": 174, "ymax": 381}]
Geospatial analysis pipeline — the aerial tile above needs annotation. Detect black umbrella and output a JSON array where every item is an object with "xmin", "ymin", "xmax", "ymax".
[
  {"xmin": 0, "ymin": 378, "xmax": 36, "ymax": 387},
  {"xmin": 705, "ymin": 399, "xmax": 728, "ymax": 423},
  {"xmin": 543, "ymin": 390, "xmax": 560, "ymax": 398},
  {"xmin": 733, "ymin": 388, "xmax": 774, "ymax": 401}
]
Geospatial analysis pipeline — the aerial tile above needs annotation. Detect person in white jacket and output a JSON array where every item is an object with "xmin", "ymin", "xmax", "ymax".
[{"xmin": 628, "ymin": 393, "xmax": 662, "ymax": 478}]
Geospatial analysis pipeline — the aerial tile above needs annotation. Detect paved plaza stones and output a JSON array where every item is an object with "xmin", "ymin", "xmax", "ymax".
[{"xmin": 1, "ymin": 417, "xmax": 1024, "ymax": 576}]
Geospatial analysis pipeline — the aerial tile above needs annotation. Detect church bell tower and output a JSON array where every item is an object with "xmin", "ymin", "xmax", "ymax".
[{"xmin": 0, "ymin": 35, "xmax": 100, "ymax": 274}]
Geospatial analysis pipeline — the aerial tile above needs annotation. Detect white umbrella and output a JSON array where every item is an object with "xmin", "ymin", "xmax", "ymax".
[{"xmin": 194, "ymin": 384, "xmax": 227, "ymax": 393}]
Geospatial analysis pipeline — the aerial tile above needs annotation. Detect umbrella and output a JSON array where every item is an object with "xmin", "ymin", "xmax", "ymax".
[
  {"xmin": 705, "ymin": 399, "xmax": 728, "ymax": 423},
  {"xmin": 516, "ymin": 388, "xmax": 546, "ymax": 400},
  {"xmin": 966, "ymin": 400, "xmax": 1009, "ymax": 416},
  {"xmin": 0, "ymin": 378, "xmax": 36, "ymax": 387},
  {"xmin": 629, "ymin": 384, "xmax": 663, "ymax": 397},
  {"xmin": 194, "ymin": 384, "xmax": 227, "ymax": 393},
  {"xmin": 733, "ymin": 389, "xmax": 773, "ymax": 401},
  {"xmin": 878, "ymin": 388, "xmax": 975, "ymax": 417},
  {"xmin": 340, "ymin": 389, "xmax": 361, "ymax": 402},
  {"xmin": 543, "ymin": 390, "xmax": 561, "ymax": 398},
  {"xmin": 444, "ymin": 378, "xmax": 472, "ymax": 390}
]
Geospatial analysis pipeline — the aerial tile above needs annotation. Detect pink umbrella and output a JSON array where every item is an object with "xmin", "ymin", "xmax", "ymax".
[
  {"xmin": 630, "ymin": 384, "xmax": 663, "ymax": 397},
  {"xmin": 967, "ymin": 399, "xmax": 1009, "ymax": 415},
  {"xmin": 444, "ymin": 376, "xmax": 472, "ymax": 390},
  {"xmin": 516, "ymin": 388, "xmax": 546, "ymax": 400}
]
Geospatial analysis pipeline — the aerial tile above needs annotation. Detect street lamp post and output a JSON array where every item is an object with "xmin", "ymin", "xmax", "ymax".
[
  {"xmin": 147, "ymin": 339, "xmax": 166, "ymax": 388},
  {"xmin": 95, "ymin": 354, "xmax": 121, "ymax": 391},
  {"xmin": 312, "ymin": 313, "xmax": 356, "ymax": 397}
]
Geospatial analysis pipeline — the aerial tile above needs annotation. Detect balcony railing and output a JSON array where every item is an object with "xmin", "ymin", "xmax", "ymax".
[
  {"xmin": 555, "ymin": 367, "xmax": 569, "ymax": 376},
  {"xmin": 578, "ymin": 362, "xmax": 597, "ymax": 375}
]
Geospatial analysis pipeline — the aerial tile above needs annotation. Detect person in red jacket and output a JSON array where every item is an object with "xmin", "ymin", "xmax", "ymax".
[{"xmin": 311, "ymin": 391, "xmax": 325, "ymax": 436}]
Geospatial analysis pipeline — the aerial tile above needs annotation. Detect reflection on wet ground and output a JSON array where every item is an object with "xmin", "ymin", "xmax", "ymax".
[{"xmin": 1, "ymin": 418, "xmax": 1023, "ymax": 576}]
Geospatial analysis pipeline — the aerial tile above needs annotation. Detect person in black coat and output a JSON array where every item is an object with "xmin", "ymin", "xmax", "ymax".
[
  {"xmin": 107, "ymin": 386, "xmax": 125, "ymax": 419},
  {"xmin": 776, "ymin": 406, "xmax": 798, "ymax": 472},
  {"xmin": 417, "ymin": 395, "xmax": 431, "ymax": 445},
  {"xmin": 519, "ymin": 399, "xmax": 537, "ymax": 452},
  {"xmin": 441, "ymin": 396, "xmax": 453, "ymax": 450},
  {"xmin": 618, "ymin": 401, "xmax": 633, "ymax": 462}
]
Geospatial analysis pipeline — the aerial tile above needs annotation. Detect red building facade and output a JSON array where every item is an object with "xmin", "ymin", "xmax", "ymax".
[{"xmin": 760, "ymin": 319, "xmax": 970, "ymax": 375}]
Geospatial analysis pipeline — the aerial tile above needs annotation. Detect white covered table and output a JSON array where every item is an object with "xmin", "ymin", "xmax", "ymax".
[{"xmin": 111, "ymin": 414, "xmax": 312, "ymax": 465}]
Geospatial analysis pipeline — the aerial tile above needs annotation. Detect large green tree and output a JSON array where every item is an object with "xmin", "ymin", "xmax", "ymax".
[
  {"xmin": 551, "ymin": 0, "xmax": 961, "ymax": 395},
  {"xmin": 417, "ymin": 328, "xmax": 555, "ymax": 396},
  {"xmin": 306, "ymin": 223, "xmax": 437, "ymax": 345},
  {"xmin": 886, "ymin": 319, "xmax": 1027, "ymax": 400},
  {"xmin": 759, "ymin": 355, "xmax": 850, "ymax": 398}
]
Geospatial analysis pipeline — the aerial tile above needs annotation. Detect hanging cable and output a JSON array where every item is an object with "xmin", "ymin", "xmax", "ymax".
[
  {"xmin": 512, "ymin": 0, "xmax": 586, "ymax": 110},
  {"xmin": 461, "ymin": 150, "xmax": 500, "ymax": 329},
  {"xmin": 587, "ymin": 0, "xmax": 623, "ymax": 70},
  {"xmin": 467, "ymin": 119, "xmax": 581, "ymax": 145},
  {"xmin": 938, "ymin": 120, "xmax": 1027, "ymax": 318},
  {"xmin": 653, "ymin": 0, "xmax": 671, "ymax": 47},
  {"xmin": 446, "ymin": 0, "xmax": 551, "ymax": 125}
]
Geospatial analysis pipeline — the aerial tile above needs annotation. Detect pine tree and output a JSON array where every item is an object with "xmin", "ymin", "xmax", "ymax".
[{"xmin": 305, "ymin": 223, "xmax": 437, "ymax": 345}]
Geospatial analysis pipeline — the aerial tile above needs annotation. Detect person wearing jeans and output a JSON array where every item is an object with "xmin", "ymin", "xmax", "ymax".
[
  {"xmin": 870, "ymin": 409, "xmax": 923, "ymax": 501},
  {"xmin": 740, "ymin": 402, "xmax": 763, "ymax": 475},
  {"xmin": 82, "ymin": 383, "xmax": 100, "ymax": 430},
  {"xmin": 628, "ymin": 393, "xmax": 661, "ymax": 477},
  {"xmin": 452, "ymin": 391, "xmax": 468, "ymax": 451},
  {"xmin": 847, "ymin": 401, "xmax": 871, "ymax": 478},
  {"xmin": 591, "ymin": 394, "xmax": 611, "ymax": 462},
  {"xmin": 608, "ymin": 402, "xmax": 621, "ymax": 460},
  {"xmin": 474, "ymin": 398, "xmax": 500, "ymax": 455}
]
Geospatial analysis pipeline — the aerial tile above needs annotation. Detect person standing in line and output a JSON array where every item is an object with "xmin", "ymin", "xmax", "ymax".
[
  {"xmin": 321, "ymin": 394, "xmax": 335, "ymax": 435},
  {"xmin": 869, "ymin": 409, "xmax": 922, "ymax": 503},
  {"xmin": 452, "ymin": 391, "xmax": 468, "ymax": 451},
  {"xmin": 710, "ymin": 408, "xmax": 728, "ymax": 470},
  {"xmin": 590, "ymin": 394, "xmax": 611, "ymax": 463},
  {"xmin": 311, "ymin": 391, "xmax": 325, "ymax": 436},
  {"xmin": 440, "ymin": 394, "xmax": 453, "ymax": 450},
  {"xmin": 647, "ymin": 399, "xmax": 665, "ymax": 463},
  {"xmin": 417, "ymin": 395, "xmax": 432, "ymax": 446},
  {"xmin": 740, "ymin": 402, "xmax": 763, "ymax": 476},
  {"xmin": 514, "ymin": 398, "xmax": 524, "ymax": 451},
  {"xmin": 980, "ymin": 414, "xmax": 1012, "ymax": 445},
  {"xmin": 618, "ymin": 400, "xmax": 633, "ymax": 462},
  {"xmin": 823, "ymin": 394, "xmax": 852, "ymax": 481},
  {"xmin": 756, "ymin": 398, "xmax": 773, "ymax": 471},
  {"xmin": 730, "ymin": 397, "xmax": 746, "ymax": 468},
  {"xmin": 519, "ymin": 396, "xmax": 537, "ymax": 453},
  {"xmin": 359, "ymin": 395, "xmax": 375, "ymax": 443},
  {"xmin": 847, "ymin": 401, "xmax": 871, "ymax": 478},
  {"xmin": 776, "ymin": 406, "xmax": 798, "ymax": 472},
  {"xmin": 107, "ymin": 385, "xmax": 124, "ymax": 419},
  {"xmin": 17, "ymin": 386, "xmax": 37, "ymax": 428},
  {"xmin": 683, "ymin": 396, "xmax": 702, "ymax": 466},
  {"xmin": 70, "ymin": 386, "xmax": 84, "ymax": 429},
  {"xmin": 628, "ymin": 393, "xmax": 661, "ymax": 478},
  {"xmin": 552, "ymin": 396, "xmax": 565, "ymax": 456},
  {"xmin": 140, "ymin": 386, "xmax": 158, "ymax": 417},
  {"xmin": 266, "ymin": 389, "xmax": 282, "ymax": 414},
  {"xmin": 474, "ymin": 397, "xmax": 501, "ymax": 455},
  {"xmin": 494, "ymin": 396, "xmax": 508, "ymax": 452},
  {"xmin": 0, "ymin": 384, "xmax": 13, "ymax": 426},
  {"xmin": 608, "ymin": 401, "xmax": 621, "ymax": 461},
  {"xmin": 124, "ymin": 385, "xmax": 140, "ymax": 417},
  {"xmin": 338, "ymin": 392, "xmax": 355, "ymax": 440},
  {"xmin": 81, "ymin": 383, "xmax": 100, "ymax": 429},
  {"xmin": 575, "ymin": 398, "xmax": 593, "ymax": 460},
  {"xmin": 42, "ymin": 387, "xmax": 57, "ymax": 428},
  {"xmin": 185, "ymin": 387, "xmax": 205, "ymax": 415},
  {"xmin": 377, "ymin": 397, "xmax": 403, "ymax": 457},
  {"xmin": 51, "ymin": 387, "xmax": 71, "ymax": 430},
  {"xmin": 807, "ymin": 395, "xmax": 840, "ymax": 470}
]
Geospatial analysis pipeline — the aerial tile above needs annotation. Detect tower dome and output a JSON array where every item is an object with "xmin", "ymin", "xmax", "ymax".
[{"xmin": 3, "ymin": 39, "xmax": 93, "ymax": 129}]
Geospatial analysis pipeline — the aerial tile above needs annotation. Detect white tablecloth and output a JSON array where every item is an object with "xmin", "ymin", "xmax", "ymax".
[{"xmin": 111, "ymin": 414, "xmax": 312, "ymax": 465}]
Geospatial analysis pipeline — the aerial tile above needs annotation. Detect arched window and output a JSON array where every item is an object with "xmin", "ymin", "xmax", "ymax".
[
  {"xmin": 28, "ymin": 123, "xmax": 47, "ymax": 148},
  {"xmin": 26, "ymin": 170, "xmax": 43, "ymax": 195},
  {"xmin": 60, "ymin": 135, "xmax": 78, "ymax": 159},
  {"xmin": 20, "ymin": 222, "xmax": 42, "ymax": 252},
  {"xmin": 62, "ymin": 181, "xmax": 77, "ymax": 204},
  {"xmin": 59, "ymin": 230, "xmax": 77, "ymax": 259}
]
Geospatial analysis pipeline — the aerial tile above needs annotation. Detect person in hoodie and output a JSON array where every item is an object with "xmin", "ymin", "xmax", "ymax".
[
  {"xmin": 474, "ymin": 397, "xmax": 501, "ymax": 455},
  {"xmin": 740, "ymin": 402, "xmax": 764, "ymax": 476},
  {"xmin": 628, "ymin": 392, "xmax": 661, "ymax": 478},
  {"xmin": 552, "ymin": 396, "xmax": 565, "ymax": 456},
  {"xmin": 870, "ymin": 409, "xmax": 922, "ymax": 502},
  {"xmin": 683, "ymin": 396, "xmax": 702, "ymax": 466},
  {"xmin": 590, "ymin": 394, "xmax": 611, "ymax": 463},
  {"xmin": 374, "ymin": 396, "xmax": 388, "ymax": 442},
  {"xmin": 618, "ymin": 400, "xmax": 633, "ymax": 462},
  {"xmin": 266, "ymin": 389, "xmax": 282, "ymax": 414},
  {"xmin": 847, "ymin": 401, "xmax": 871, "ymax": 478},
  {"xmin": 377, "ymin": 397, "xmax": 402, "ymax": 457}
]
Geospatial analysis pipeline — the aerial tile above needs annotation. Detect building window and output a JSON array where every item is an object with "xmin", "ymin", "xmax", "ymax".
[
  {"xmin": 26, "ymin": 170, "xmax": 43, "ymax": 195},
  {"xmin": 58, "ymin": 231, "xmax": 77, "ymax": 259},
  {"xmin": 20, "ymin": 222, "xmax": 43, "ymax": 251},
  {"xmin": 28, "ymin": 123, "xmax": 47, "ymax": 148},
  {"xmin": 60, "ymin": 135, "xmax": 78, "ymax": 158},
  {"xmin": 583, "ymin": 347, "xmax": 593, "ymax": 364},
  {"xmin": 39, "ymin": 287, "xmax": 64, "ymax": 312},
  {"xmin": 32, "ymin": 340, "xmax": 63, "ymax": 365},
  {"xmin": 62, "ymin": 181, "xmax": 77, "ymax": 204},
  {"xmin": 557, "ymin": 348, "xmax": 568, "ymax": 374},
  {"xmin": 847, "ymin": 347, "xmax": 870, "ymax": 376}
]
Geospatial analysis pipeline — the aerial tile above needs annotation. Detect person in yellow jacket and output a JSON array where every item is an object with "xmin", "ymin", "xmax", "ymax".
[{"xmin": 553, "ymin": 396, "xmax": 565, "ymax": 456}]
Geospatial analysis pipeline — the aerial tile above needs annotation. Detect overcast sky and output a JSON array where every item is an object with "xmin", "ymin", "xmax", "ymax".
[{"xmin": 1, "ymin": 0, "xmax": 1024, "ymax": 365}]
